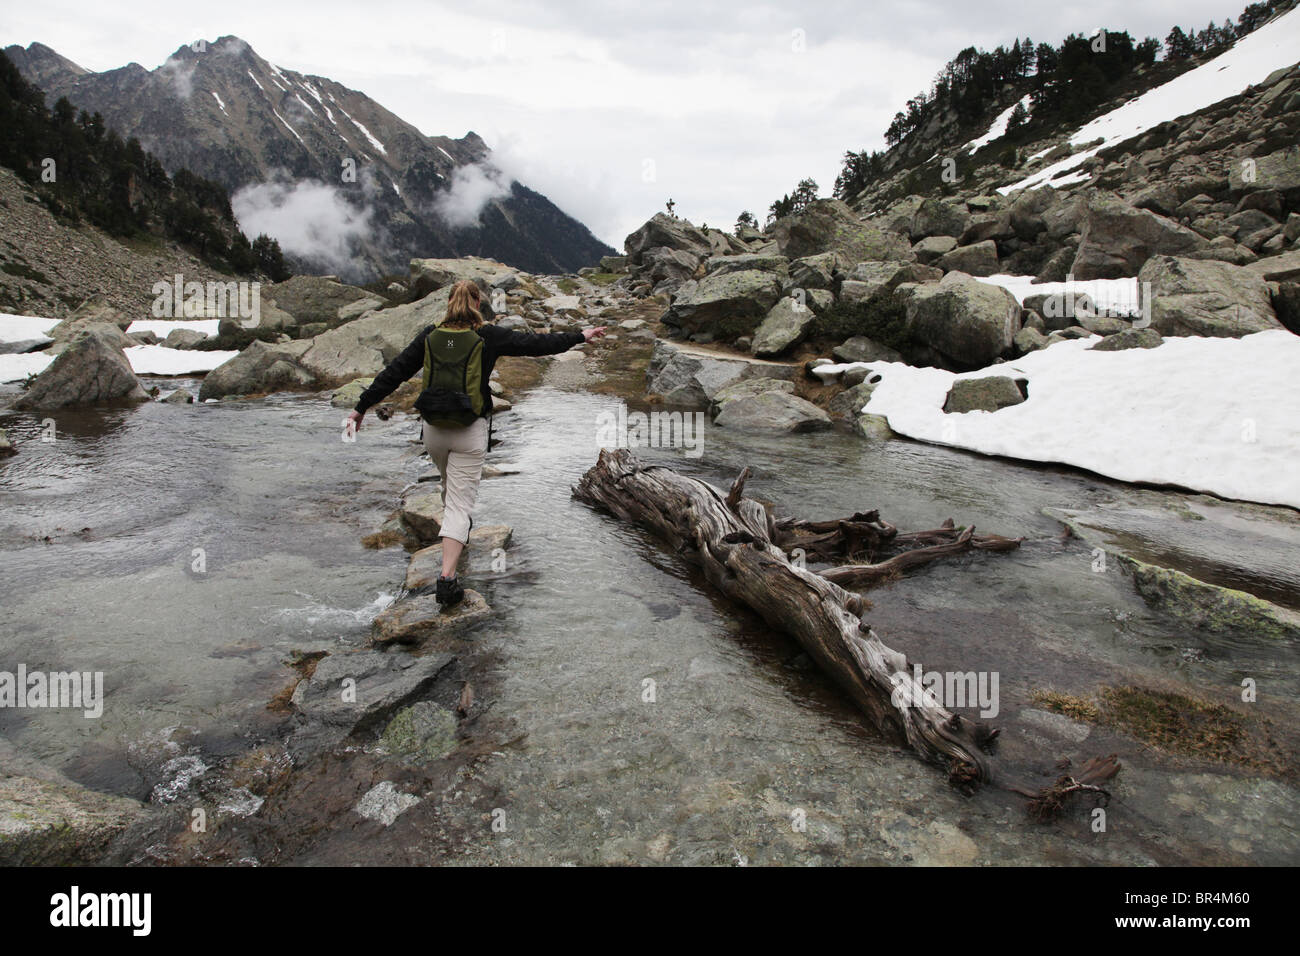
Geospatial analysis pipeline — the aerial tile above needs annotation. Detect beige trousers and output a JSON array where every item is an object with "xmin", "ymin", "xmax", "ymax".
[{"xmin": 421, "ymin": 416, "xmax": 489, "ymax": 544}]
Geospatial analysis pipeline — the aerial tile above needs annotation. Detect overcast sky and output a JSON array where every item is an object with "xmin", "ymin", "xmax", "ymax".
[{"xmin": 2, "ymin": 0, "xmax": 1249, "ymax": 249}]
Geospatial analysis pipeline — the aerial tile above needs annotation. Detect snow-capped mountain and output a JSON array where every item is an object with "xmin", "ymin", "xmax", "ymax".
[{"xmin": 4, "ymin": 35, "xmax": 615, "ymax": 281}]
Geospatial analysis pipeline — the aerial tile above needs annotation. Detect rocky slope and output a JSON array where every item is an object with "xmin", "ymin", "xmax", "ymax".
[{"xmin": 4, "ymin": 36, "xmax": 614, "ymax": 281}]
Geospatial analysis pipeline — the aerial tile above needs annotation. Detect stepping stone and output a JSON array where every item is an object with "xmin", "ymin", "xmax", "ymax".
[
  {"xmin": 290, "ymin": 649, "xmax": 454, "ymax": 735},
  {"xmin": 399, "ymin": 493, "xmax": 445, "ymax": 542},
  {"xmin": 371, "ymin": 590, "xmax": 491, "ymax": 645},
  {"xmin": 404, "ymin": 526, "xmax": 513, "ymax": 590}
]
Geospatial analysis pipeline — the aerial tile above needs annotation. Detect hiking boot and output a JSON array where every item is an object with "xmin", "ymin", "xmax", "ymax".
[{"xmin": 435, "ymin": 574, "xmax": 465, "ymax": 608}]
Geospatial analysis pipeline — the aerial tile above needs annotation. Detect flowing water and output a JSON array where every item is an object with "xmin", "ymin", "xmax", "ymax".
[{"xmin": 2, "ymin": 372, "xmax": 1298, "ymax": 865}]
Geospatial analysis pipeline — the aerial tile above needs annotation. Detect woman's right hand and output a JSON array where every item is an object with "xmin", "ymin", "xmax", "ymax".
[
  {"xmin": 583, "ymin": 326, "xmax": 609, "ymax": 342},
  {"xmin": 346, "ymin": 409, "xmax": 364, "ymax": 432}
]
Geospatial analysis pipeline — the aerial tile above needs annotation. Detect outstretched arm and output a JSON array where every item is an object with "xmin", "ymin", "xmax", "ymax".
[{"xmin": 484, "ymin": 325, "xmax": 597, "ymax": 357}]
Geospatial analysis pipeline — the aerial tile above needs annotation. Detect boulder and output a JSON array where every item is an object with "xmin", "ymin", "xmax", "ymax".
[
  {"xmin": 404, "ymin": 525, "xmax": 513, "ymax": 589},
  {"xmin": 828, "ymin": 381, "xmax": 878, "ymax": 422},
  {"xmin": 1013, "ymin": 326, "xmax": 1048, "ymax": 353},
  {"xmin": 646, "ymin": 340, "xmax": 795, "ymax": 407},
  {"xmin": 1138, "ymin": 256, "xmax": 1281, "ymax": 336},
  {"xmin": 643, "ymin": 246, "xmax": 703, "ymax": 287},
  {"xmin": 660, "ymin": 270, "xmax": 783, "ymax": 341},
  {"xmin": 0, "ymin": 427, "xmax": 13, "ymax": 456},
  {"xmin": 197, "ymin": 339, "xmax": 315, "ymax": 400},
  {"xmin": 1229, "ymin": 147, "xmax": 1300, "ymax": 200},
  {"xmin": 1245, "ymin": 250, "xmax": 1300, "ymax": 283},
  {"xmin": 13, "ymin": 328, "xmax": 147, "ymax": 409},
  {"xmin": 600, "ymin": 255, "xmax": 629, "ymax": 272},
  {"xmin": 902, "ymin": 272, "xmax": 1021, "ymax": 369},
  {"xmin": 787, "ymin": 253, "xmax": 837, "ymax": 289},
  {"xmin": 910, "ymin": 198, "xmax": 971, "ymax": 240},
  {"xmin": 408, "ymin": 256, "xmax": 517, "ymax": 292},
  {"xmin": 337, "ymin": 297, "xmax": 384, "ymax": 322},
  {"xmin": 1071, "ymin": 195, "xmax": 1210, "ymax": 279},
  {"xmin": 1088, "ymin": 328, "xmax": 1163, "ymax": 351},
  {"xmin": 935, "ymin": 240, "xmax": 1000, "ymax": 276},
  {"xmin": 709, "ymin": 377, "xmax": 795, "ymax": 413},
  {"xmin": 713, "ymin": 390, "xmax": 832, "ymax": 432},
  {"xmin": 371, "ymin": 590, "xmax": 492, "ymax": 645},
  {"xmin": 164, "ymin": 328, "xmax": 207, "ymax": 349},
  {"xmin": 1007, "ymin": 188, "xmax": 1059, "ymax": 240},
  {"xmin": 912, "ymin": 235, "xmax": 958, "ymax": 263},
  {"xmin": 772, "ymin": 199, "xmax": 914, "ymax": 263},
  {"xmin": 942, "ymin": 376, "xmax": 1025, "ymax": 413},
  {"xmin": 624, "ymin": 214, "xmax": 712, "ymax": 264},
  {"xmin": 832, "ymin": 336, "xmax": 903, "ymax": 364},
  {"xmin": 330, "ymin": 376, "xmax": 375, "ymax": 408},
  {"xmin": 161, "ymin": 388, "xmax": 195, "ymax": 404},
  {"xmin": 264, "ymin": 275, "xmax": 376, "ymax": 327},
  {"xmin": 844, "ymin": 260, "xmax": 942, "ymax": 300},
  {"xmin": 875, "ymin": 195, "xmax": 926, "ymax": 236},
  {"xmin": 1022, "ymin": 291, "xmax": 1096, "ymax": 331},
  {"xmin": 297, "ymin": 286, "xmax": 456, "ymax": 384},
  {"xmin": 750, "ymin": 296, "xmax": 817, "ymax": 357}
]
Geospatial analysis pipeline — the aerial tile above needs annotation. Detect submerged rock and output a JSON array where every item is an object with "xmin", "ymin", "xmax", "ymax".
[
  {"xmin": 0, "ymin": 774, "xmax": 147, "ymax": 865},
  {"xmin": 290, "ymin": 649, "xmax": 455, "ymax": 738},
  {"xmin": 0, "ymin": 428, "xmax": 13, "ymax": 456},
  {"xmin": 379, "ymin": 702, "xmax": 459, "ymax": 763},
  {"xmin": 353, "ymin": 781, "xmax": 420, "ymax": 826}
]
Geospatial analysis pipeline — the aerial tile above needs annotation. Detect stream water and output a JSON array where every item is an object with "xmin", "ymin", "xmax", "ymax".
[{"xmin": 1, "ymin": 370, "xmax": 1297, "ymax": 865}]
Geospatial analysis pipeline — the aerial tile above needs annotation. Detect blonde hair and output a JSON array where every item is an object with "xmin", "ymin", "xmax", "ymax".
[{"xmin": 443, "ymin": 280, "xmax": 485, "ymax": 329}]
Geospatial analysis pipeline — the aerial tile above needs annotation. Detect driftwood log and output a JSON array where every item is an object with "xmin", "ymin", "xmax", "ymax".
[{"xmin": 573, "ymin": 448, "xmax": 1025, "ymax": 791}]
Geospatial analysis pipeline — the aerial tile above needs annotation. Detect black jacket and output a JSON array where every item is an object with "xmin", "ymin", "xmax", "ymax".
[{"xmin": 353, "ymin": 323, "xmax": 585, "ymax": 417}]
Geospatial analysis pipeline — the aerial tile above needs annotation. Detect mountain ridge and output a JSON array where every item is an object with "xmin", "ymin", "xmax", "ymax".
[{"xmin": 4, "ymin": 35, "xmax": 614, "ymax": 281}]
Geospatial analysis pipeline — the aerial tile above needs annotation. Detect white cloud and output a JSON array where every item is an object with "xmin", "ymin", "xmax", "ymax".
[
  {"xmin": 231, "ymin": 174, "xmax": 376, "ymax": 272},
  {"xmin": 158, "ymin": 55, "xmax": 195, "ymax": 99},
  {"xmin": 431, "ymin": 162, "xmax": 513, "ymax": 228}
]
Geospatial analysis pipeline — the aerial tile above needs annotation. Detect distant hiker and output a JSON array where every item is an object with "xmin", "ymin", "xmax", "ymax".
[
  {"xmin": 665, "ymin": 198, "xmax": 676, "ymax": 217},
  {"xmin": 346, "ymin": 280, "xmax": 608, "ymax": 607}
]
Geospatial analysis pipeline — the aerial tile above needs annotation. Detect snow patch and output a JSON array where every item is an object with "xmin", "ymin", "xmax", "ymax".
[
  {"xmin": 964, "ymin": 95, "xmax": 1029, "ymax": 153},
  {"xmin": 828, "ymin": 330, "xmax": 1300, "ymax": 509}
]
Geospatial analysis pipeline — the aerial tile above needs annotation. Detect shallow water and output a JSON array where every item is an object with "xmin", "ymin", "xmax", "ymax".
[{"xmin": 1, "ymin": 376, "xmax": 1297, "ymax": 864}]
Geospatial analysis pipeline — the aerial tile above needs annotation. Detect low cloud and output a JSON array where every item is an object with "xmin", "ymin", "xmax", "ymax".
[
  {"xmin": 159, "ymin": 55, "xmax": 196, "ymax": 99},
  {"xmin": 232, "ymin": 174, "xmax": 377, "ymax": 273},
  {"xmin": 432, "ymin": 162, "xmax": 513, "ymax": 228}
]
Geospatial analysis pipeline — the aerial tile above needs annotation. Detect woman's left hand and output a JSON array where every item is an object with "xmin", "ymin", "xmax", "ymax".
[{"xmin": 582, "ymin": 326, "xmax": 609, "ymax": 342}]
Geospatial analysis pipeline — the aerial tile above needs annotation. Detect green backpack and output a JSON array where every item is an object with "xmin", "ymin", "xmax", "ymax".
[{"xmin": 413, "ymin": 327, "xmax": 486, "ymax": 427}]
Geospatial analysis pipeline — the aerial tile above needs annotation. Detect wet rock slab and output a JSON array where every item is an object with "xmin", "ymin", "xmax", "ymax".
[
  {"xmin": 404, "ymin": 526, "xmax": 513, "ymax": 589},
  {"xmin": 0, "ymin": 774, "xmax": 148, "ymax": 865},
  {"xmin": 290, "ymin": 648, "xmax": 455, "ymax": 745},
  {"xmin": 371, "ymin": 590, "xmax": 492, "ymax": 645}
]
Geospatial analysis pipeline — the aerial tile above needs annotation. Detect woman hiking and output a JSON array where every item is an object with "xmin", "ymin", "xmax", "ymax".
[{"xmin": 346, "ymin": 279, "xmax": 607, "ymax": 607}]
